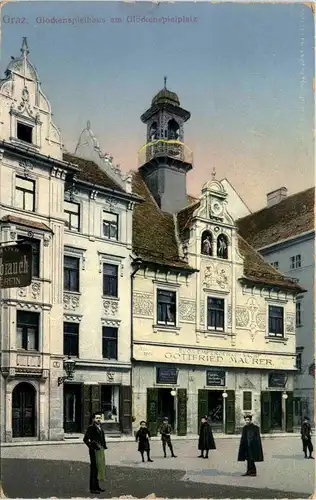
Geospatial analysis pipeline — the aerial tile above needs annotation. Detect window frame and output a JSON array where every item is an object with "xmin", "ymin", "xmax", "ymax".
[
  {"xmin": 243, "ymin": 391, "xmax": 252, "ymax": 411},
  {"xmin": 15, "ymin": 175, "xmax": 35, "ymax": 212},
  {"xmin": 207, "ymin": 296, "xmax": 225, "ymax": 332},
  {"xmin": 16, "ymin": 310, "xmax": 40, "ymax": 351},
  {"xmin": 271, "ymin": 261, "xmax": 279, "ymax": 270},
  {"xmin": 296, "ymin": 299, "xmax": 303, "ymax": 327},
  {"xmin": 102, "ymin": 263, "xmax": 118, "ymax": 297},
  {"xmin": 17, "ymin": 235, "xmax": 40, "ymax": 278},
  {"xmin": 268, "ymin": 305, "xmax": 284, "ymax": 338},
  {"xmin": 290, "ymin": 254, "xmax": 302, "ymax": 269},
  {"xmin": 102, "ymin": 211, "xmax": 119, "ymax": 241},
  {"xmin": 64, "ymin": 200, "xmax": 80, "ymax": 232},
  {"xmin": 156, "ymin": 289, "xmax": 177, "ymax": 326},
  {"xmin": 64, "ymin": 255, "xmax": 80, "ymax": 292},
  {"xmin": 296, "ymin": 350, "xmax": 302, "ymax": 372},
  {"xmin": 17, "ymin": 121, "xmax": 33, "ymax": 144},
  {"xmin": 63, "ymin": 322, "xmax": 79, "ymax": 357},
  {"xmin": 102, "ymin": 326, "xmax": 118, "ymax": 360}
]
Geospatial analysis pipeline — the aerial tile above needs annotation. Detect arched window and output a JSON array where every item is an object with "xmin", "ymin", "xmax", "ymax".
[
  {"xmin": 149, "ymin": 122, "xmax": 158, "ymax": 141},
  {"xmin": 201, "ymin": 230, "xmax": 212, "ymax": 256},
  {"xmin": 167, "ymin": 119, "xmax": 179, "ymax": 140},
  {"xmin": 217, "ymin": 234, "xmax": 228, "ymax": 259}
]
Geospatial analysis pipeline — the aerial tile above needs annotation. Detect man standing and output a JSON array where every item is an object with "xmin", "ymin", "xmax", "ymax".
[
  {"xmin": 301, "ymin": 416, "xmax": 314, "ymax": 459},
  {"xmin": 159, "ymin": 417, "xmax": 177, "ymax": 458},
  {"xmin": 198, "ymin": 416, "xmax": 216, "ymax": 459},
  {"xmin": 238, "ymin": 414, "xmax": 263, "ymax": 477},
  {"xmin": 83, "ymin": 412, "xmax": 107, "ymax": 494}
]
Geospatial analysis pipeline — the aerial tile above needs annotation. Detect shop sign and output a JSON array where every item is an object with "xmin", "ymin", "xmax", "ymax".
[
  {"xmin": 156, "ymin": 367, "xmax": 178, "ymax": 385},
  {"xmin": 206, "ymin": 369, "xmax": 226, "ymax": 387},
  {"xmin": 268, "ymin": 372, "xmax": 287, "ymax": 388},
  {"xmin": 0, "ymin": 244, "xmax": 32, "ymax": 288}
]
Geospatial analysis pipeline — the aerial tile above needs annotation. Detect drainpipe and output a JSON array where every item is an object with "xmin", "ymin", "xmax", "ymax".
[{"xmin": 130, "ymin": 258, "xmax": 143, "ymax": 429}]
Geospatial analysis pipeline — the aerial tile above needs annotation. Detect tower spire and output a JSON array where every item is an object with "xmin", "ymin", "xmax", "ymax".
[
  {"xmin": 21, "ymin": 37, "xmax": 29, "ymax": 57},
  {"xmin": 164, "ymin": 76, "xmax": 167, "ymax": 89}
]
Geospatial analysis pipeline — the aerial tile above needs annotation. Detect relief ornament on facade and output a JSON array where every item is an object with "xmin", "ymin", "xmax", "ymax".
[
  {"xmin": 235, "ymin": 307, "xmax": 250, "ymax": 328},
  {"xmin": 63, "ymin": 293, "xmax": 80, "ymax": 311},
  {"xmin": 285, "ymin": 313, "xmax": 295, "ymax": 333},
  {"xmin": 216, "ymin": 268, "xmax": 228, "ymax": 289},
  {"xmin": 179, "ymin": 299, "xmax": 196, "ymax": 323},
  {"xmin": 31, "ymin": 282, "xmax": 41, "ymax": 299},
  {"xmin": 256, "ymin": 312, "xmax": 266, "ymax": 331},
  {"xmin": 203, "ymin": 266, "xmax": 213, "ymax": 288},
  {"xmin": 133, "ymin": 292, "xmax": 154, "ymax": 317},
  {"xmin": 103, "ymin": 299, "xmax": 119, "ymax": 316}
]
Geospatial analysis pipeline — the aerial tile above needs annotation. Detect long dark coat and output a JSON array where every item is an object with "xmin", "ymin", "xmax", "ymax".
[
  {"xmin": 198, "ymin": 422, "xmax": 216, "ymax": 450},
  {"xmin": 238, "ymin": 423, "xmax": 264, "ymax": 462},
  {"xmin": 136, "ymin": 427, "xmax": 151, "ymax": 452}
]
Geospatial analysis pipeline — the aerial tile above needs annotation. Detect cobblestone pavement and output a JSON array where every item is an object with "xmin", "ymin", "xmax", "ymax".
[{"xmin": 1, "ymin": 437, "xmax": 314, "ymax": 496}]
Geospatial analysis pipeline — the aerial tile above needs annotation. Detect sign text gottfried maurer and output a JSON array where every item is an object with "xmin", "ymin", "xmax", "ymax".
[
  {"xmin": 0, "ymin": 244, "xmax": 32, "ymax": 289},
  {"xmin": 134, "ymin": 344, "xmax": 295, "ymax": 370}
]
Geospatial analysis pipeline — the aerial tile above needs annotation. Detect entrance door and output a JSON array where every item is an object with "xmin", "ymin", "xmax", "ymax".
[
  {"xmin": 157, "ymin": 388, "xmax": 175, "ymax": 430},
  {"xmin": 64, "ymin": 384, "xmax": 82, "ymax": 433},
  {"xmin": 208, "ymin": 391, "xmax": 223, "ymax": 431},
  {"xmin": 12, "ymin": 382, "xmax": 36, "ymax": 438},
  {"xmin": 270, "ymin": 392, "xmax": 282, "ymax": 430}
]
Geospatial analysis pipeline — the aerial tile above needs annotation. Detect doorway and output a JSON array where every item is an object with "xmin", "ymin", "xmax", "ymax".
[
  {"xmin": 208, "ymin": 391, "xmax": 223, "ymax": 431},
  {"xmin": 270, "ymin": 392, "xmax": 282, "ymax": 429},
  {"xmin": 157, "ymin": 388, "xmax": 175, "ymax": 429},
  {"xmin": 63, "ymin": 383, "xmax": 82, "ymax": 433},
  {"xmin": 12, "ymin": 382, "xmax": 36, "ymax": 438}
]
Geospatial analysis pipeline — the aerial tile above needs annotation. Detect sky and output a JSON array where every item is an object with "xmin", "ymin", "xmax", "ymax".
[{"xmin": 0, "ymin": 2, "xmax": 314, "ymax": 212}]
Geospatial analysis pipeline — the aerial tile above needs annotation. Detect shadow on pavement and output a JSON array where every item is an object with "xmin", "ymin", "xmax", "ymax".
[{"xmin": 2, "ymin": 458, "xmax": 310, "ymax": 499}]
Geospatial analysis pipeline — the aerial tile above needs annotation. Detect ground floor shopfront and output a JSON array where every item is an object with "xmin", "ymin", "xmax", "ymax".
[{"xmin": 132, "ymin": 363, "xmax": 295, "ymax": 436}]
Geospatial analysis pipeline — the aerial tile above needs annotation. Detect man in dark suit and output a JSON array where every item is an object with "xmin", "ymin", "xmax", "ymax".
[
  {"xmin": 83, "ymin": 412, "xmax": 107, "ymax": 494},
  {"xmin": 301, "ymin": 416, "xmax": 314, "ymax": 459},
  {"xmin": 238, "ymin": 414, "xmax": 263, "ymax": 477}
]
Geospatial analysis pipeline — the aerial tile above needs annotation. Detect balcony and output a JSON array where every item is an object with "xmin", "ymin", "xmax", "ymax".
[
  {"xmin": 138, "ymin": 140, "xmax": 193, "ymax": 168},
  {"xmin": 1, "ymin": 350, "xmax": 48, "ymax": 380}
]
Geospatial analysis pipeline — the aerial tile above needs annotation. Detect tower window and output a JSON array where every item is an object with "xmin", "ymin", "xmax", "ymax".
[
  {"xmin": 167, "ymin": 119, "xmax": 179, "ymax": 140},
  {"xmin": 201, "ymin": 230, "xmax": 212, "ymax": 256},
  {"xmin": 17, "ymin": 122, "xmax": 33, "ymax": 144},
  {"xmin": 217, "ymin": 234, "xmax": 228, "ymax": 259}
]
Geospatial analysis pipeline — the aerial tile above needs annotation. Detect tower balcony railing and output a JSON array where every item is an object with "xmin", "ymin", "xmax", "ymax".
[{"xmin": 138, "ymin": 139, "xmax": 193, "ymax": 167}]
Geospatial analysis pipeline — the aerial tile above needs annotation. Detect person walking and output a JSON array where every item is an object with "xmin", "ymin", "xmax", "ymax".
[
  {"xmin": 159, "ymin": 417, "xmax": 177, "ymax": 458},
  {"xmin": 198, "ymin": 416, "xmax": 216, "ymax": 459},
  {"xmin": 83, "ymin": 412, "xmax": 107, "ymax": 494},
  {"xmin": 238, "ymin": 414, "xmax": 263, "ymax": 477},
  {"xmin": 136, "ymin": 421, "xmax": 153, "ymax": 463},
  {"xmin": 301, "ymin": 416, "xmax": 314, "ymax": 459}
]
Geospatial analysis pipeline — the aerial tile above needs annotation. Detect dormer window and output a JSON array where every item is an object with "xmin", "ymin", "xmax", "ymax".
[
  {"xmin": 17, "ymin": 122, "xmax": 33, "ymax": 144},
  {"xmin": 201, "ymin": 230, "xmax": 212, "ymax": 256},
  {"xmin": 217, "ymin": 234, "xmax": 228, "ymax": 259}
]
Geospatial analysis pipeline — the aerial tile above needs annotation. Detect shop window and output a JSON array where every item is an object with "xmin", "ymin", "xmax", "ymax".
[
  {"xmin": 217, "ymin": 234, "xmax": 228, "ymax": 259},
  {"xmin": 64, "ymin": 201, "xmax": 80, "ymax": 232},
  {"xmin": 15, "ymin": 176, "xmax": 35, "ymax": 212},
  {"xmin": 201, "ymin": 230, "xmax": 212, "ymax": 256},
  {"xmin": 268, "ymin": 305, "xmax": 284, "ymax": 337},
  {"xmin": 103, "ymin": 263, "xmax": 118, "ymax": 297},
  {"xmin": 157, "ymin": 289, "xmax": 176, "ymax": 326},
  {"xmin": 64, "ymin": 256, "xmax": 80, "ymax": 292},
  {"xmin": 16, "ymin": 311, "xmax": 39, "ymax": 351},
  {"xmin": 243, "ymin": 391, "xmax": 252, "ymax": 411},
  {"xmin": 207, "ymin": 297, "xmax": 224, "ymax": 331},
  {"xmin": 102, "ymin": 212, "xmax": 119, "ymax": 240},
  {"xmin": 63, "ymin": 322, "xmax": 79, "ymax": 357}
]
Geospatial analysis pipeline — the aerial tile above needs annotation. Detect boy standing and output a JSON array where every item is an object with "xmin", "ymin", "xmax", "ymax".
[
  {"xmin": 136, "ymin": 421, "xmax": 154, "ymax": 463},
  {"xmin": 238, "ymin": 414, "xmax": 263, "ymax": 477},
  {"xmin": 159, "ymin": 417, "xmax": 177, "ymax": 458}
]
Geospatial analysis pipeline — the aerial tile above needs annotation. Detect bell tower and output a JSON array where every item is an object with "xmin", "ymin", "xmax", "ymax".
[{"xmin": 138, "ymin": 78, "xmax": 193, "ymax": 213}]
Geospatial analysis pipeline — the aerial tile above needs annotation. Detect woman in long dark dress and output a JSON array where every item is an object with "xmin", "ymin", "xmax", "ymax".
[
  {"xmin": 198, "ymin": 416, "xmax": 216, "ymax": 459},
  {"xmin": 136, "ymin": 421, "xmax": 154, "ymax": 462}
]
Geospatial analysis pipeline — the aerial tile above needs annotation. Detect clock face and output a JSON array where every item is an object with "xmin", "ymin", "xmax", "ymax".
[{"xmin": 211, "ymin": 200, "xmax": 223, "ymax": 216}]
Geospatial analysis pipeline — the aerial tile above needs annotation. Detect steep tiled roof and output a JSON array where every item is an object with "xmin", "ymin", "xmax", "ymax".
[
  {"xmin": 237, "ymin": 187, "xmax": 314, "ymax": 249},
  {"xmin": 132, "ymin": 171, "xmax": 193, "ymax": 270},
  {"xmin": 178, "ymin": 201, "xmax": 200, "ymax": 236},
  {"xmin": 0, "ymin": 215, "xmax": 52, "ymax": 232},
  {"xmin": 63, "ymin": 153, "xmax": 125, "ymax": 193}
]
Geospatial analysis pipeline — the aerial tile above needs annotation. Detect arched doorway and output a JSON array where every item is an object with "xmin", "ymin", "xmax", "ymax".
[{"xmin": 12, "ymin": 382, "xmax": 36, "ymax": 438}]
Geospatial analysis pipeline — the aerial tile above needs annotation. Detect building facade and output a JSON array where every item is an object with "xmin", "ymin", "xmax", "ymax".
[
  {"xmin": 0, "ymin": 39, "xmax": 140, "ymax": 442},
  {"xmin": 131, "ymin": 86, "xmax": 303, "ymax": 436},
  {"xmin": 237, "ymin": 187, "xmax": 315, "ymax": 427}
]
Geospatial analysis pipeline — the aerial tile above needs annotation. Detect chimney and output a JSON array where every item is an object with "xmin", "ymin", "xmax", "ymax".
[{"xmin": 267, "ymin": 187, "xmax": 288, "ymax": 208}]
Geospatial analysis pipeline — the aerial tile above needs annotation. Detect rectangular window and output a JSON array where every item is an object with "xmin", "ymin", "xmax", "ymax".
[
  {"xmin": 157, "ymin": 289, "xmax": 176, "ymax": 326},
  {"xmin": 290, "ymin": 254, "xmax": 301, "ymax": 269},
  {"xmin": 103, "ymin": 263, "xmax": 118, "ymax": 297},
  {"xmin": 102, "ymin": 327, "xmax": 118, "ymax": 360},
  {"xmin": 17, "ymin": 122, "xmax": 33, "ymax": 143},
  {"xmin": 207, "ymin": 297, "xmax": 225, "ymax": 331},
  {"xmin": 18, "ymin": 236, "xmax": 40, "ymax": 278},
  {"xmin": 268, "ymin": 305, "xmax": 284, "ymax": 337},
  {"xmin": 243, "ymin": 391, "xmax": 252, "ymax": 411},
  {"xmin": 63, "ymin": 322, "xmax": 79, "ymax": 357},
  {"xmin": 103, "ymin": 212, "xmax": 118, "ymax": 240},
  {"xmin": 296, "ymin": 351, "xmax": 302, "ymax": 372},
  {"xmin": 296, "ymin": 300, "xmax": 303, "ymax": 327},
  {"xmin": 64, "ymin": 201, "xmax": 80, "ymax": 232},
  {"xmin": 271, "ymin": 261, "xmax": 279, "ymax": 270},
  {"xmin": 15, "ymin": 176, "xmax": 35, "ymax": 212},
  {"xmin": 16, "ymin": 311, "xmax": 39, "ymax": 351},
  {"xmin": 64, "ymin": 256, "xmax": 80, "ymax": 292}
]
